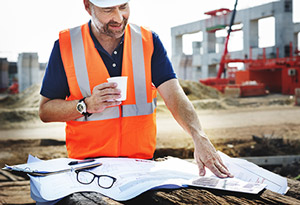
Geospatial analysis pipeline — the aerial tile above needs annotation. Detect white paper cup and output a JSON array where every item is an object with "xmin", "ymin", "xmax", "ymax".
[{"xmin": 107, "ymin": 76, "xmax": 128, "ymax": 101}]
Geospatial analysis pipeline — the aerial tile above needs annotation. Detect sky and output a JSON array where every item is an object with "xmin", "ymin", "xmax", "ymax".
[{"xmin": 0, "ymin": 0, "xmax": 299, "ymax": 63}]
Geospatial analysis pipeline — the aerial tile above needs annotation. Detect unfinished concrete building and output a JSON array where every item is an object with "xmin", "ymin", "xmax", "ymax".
[
  {"xmin": 171, "ymin": 0, "xmax": 300, "ymax": 81},
  {"xmin": 0, "ymin": 58, "xmax": 9, "ymax": 92},
  {"xmin": 17, "ymin": 53, "xmax": 40, "ymax": 92}
]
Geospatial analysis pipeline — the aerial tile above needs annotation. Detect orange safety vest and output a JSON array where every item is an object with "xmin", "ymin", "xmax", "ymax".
[{"xmin": 59, "ymin": 23, "xmax": 157, "ymax": 159}]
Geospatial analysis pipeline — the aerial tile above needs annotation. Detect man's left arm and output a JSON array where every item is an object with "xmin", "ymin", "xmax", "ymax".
[{"xmin": 157, "ymin": 78, "xmax": 232, "ymax": 178}]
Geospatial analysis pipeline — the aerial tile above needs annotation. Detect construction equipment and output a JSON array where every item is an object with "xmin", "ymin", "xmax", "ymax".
[
  {"xmin": 225, "ymin": 44, "xmax": 300, "ymax": 96},
  {"xmin": 200, "ymin": 0, "xmax": 300, "ymax": 96},
  {"xmin": 199, "ymin": 0, "xmax": 238, "ymax": 89},
  {"xmin": 199, "ymin": 0, "xmax": 263, "ymax": 96},
  {"xmin": 200, "ymin": 0, "xmax": 268, "ymax": 97},
  {"xmin": 217, "ymin": 0, "xmax": 238, "ymax": 80}
]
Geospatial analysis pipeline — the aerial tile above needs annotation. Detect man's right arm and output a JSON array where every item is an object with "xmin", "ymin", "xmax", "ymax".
[
  {"xmin": 39, "ymin": 40, "xmax": 122, "ymax": 123},
  {"xmin": 39, "ymin": 40, "xmax": 81, "ymax": 122},
  {"xmin": 39, "ymin": 97, "xmax": 81, "ymax": 122},
  {"xmin": 39, "ymin": 82, "xmax": 122, "ymax": 123}
]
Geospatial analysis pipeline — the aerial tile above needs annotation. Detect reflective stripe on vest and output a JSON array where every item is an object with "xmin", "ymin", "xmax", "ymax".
[{"xmin": 69, "ymin": 24, "xmax": 156, "ymax": 122}]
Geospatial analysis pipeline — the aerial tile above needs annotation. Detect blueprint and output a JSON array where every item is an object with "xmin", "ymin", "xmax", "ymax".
[
  {"xmin": 27, "ymin": 156, "xmax": 268, "ymax": 202},
  {"xmin": 2, "ymin": 152, "xmax": 289, "ymax": 203}
]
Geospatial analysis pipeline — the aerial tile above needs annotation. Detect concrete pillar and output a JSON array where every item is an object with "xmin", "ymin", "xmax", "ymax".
[
  {"xmin": 294, "ymin": 32, "xmax": 299, "ymax": 51},
  {"xmin": 249, "ymin": 20, "xmax": 259, "ymax": 48},
  {"xmin": 274, "ymin": 0, "xmax": 294, "ymax": 57},
  {"xmin": 171, "ymin": 34, "xmax": 184, "ymax": 76},
  {"xmin": 171, "ymin": 35, "xmax": 183, "ymax": 56},
  {"xmin": 201, "ymin": 22, "xmax": 216, "ymax": 78},
  {"xmin": 216, "ymin": 37, "xmax": 225, "ymax": 53},
  {"xmin": 201, "ymin": 64, "xmax": 209, "ymax": 79},
  {"xmin": 243, "ymin": 8, "xmax": 259, "ymax": 58},
  {"xmin": 192, "ymin": 41, "xmax": 201, "ymax": 55},
  {"xmin": 208, "ymin": 64, "xmax": 218, "ymax": 77},
  {"xmin": 0, "ymin": 58, "xmax": 9, "ymax": 90},
  {"xmin": 203, "ymin": 32, "xmax": 216, "ymax": 53},
  {"xmin": 17, "ymin": 53, "xmax": 40, "ymax": 92}
]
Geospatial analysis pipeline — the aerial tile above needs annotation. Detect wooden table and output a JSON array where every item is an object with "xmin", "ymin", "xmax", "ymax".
[{"xmin": 58, "ymin": 178, "xmax": 300, "ymax": 205}]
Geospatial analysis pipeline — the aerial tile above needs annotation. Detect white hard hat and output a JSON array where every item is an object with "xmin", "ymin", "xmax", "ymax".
[{"xmin": 89, "ymin": 0, "xmax": 129, "ymax": 8}]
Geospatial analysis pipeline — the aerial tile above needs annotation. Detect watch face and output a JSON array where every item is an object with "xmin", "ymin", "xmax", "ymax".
[
  {"xmin": 77, "ymin": 104, "xmax": 84, "ymax": 112},
  {"xmin": 77, "ymin": 100, "xmax": 87, "ymax": 114}
]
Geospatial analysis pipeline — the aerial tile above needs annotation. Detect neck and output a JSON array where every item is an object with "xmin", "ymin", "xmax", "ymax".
[{"xmin": 91, "ymin": 23, "xmax": 122, "ymax": 55}]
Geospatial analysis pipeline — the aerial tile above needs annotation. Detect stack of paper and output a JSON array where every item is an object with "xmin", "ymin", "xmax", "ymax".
[
  {"xmin": 217, "ymin": 151, "xmax": 289, "ymax": 194},
  {"xmin": 3, "ymin": 157, "xmax": 102, "ymax": 176},
  {"xmin": 2, "ymin": 152, "xmax": 289, "ymax": 204}
]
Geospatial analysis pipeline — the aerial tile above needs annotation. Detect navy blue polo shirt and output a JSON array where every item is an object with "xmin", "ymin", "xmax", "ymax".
[{"xmin": 40, "ymin": 21, "xmax": 176, "ymax": 99}]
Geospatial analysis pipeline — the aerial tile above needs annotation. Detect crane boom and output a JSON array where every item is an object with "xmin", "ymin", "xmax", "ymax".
[{"xmin": 217, "ymin": 0, "xmax": 238, "ymax": 79}]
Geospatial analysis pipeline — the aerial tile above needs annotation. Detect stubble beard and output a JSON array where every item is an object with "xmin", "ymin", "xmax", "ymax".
[{"xmin": 102, "ymin": 18, "xmax": 128, "ymax": 39}]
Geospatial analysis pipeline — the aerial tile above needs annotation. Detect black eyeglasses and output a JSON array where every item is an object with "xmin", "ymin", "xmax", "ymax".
[{"xmin": 75, "ymin": 170, "xmax": 117, "ymax": 189}]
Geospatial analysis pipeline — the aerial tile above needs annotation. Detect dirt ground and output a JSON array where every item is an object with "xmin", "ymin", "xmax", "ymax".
[{"xmin": 0, "ymin": 81, "xmax": 300, "ymax": 204}]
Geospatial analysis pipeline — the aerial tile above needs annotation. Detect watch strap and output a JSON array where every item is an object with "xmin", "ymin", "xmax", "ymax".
[{"xmin": 79, "ymin": 97, "xmax": 92, "ymax": 117}]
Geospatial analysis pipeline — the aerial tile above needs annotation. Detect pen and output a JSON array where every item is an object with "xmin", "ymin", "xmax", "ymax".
[{"xmin": 68, "ymin": 159, "xmax": 95, "ymax": 166}]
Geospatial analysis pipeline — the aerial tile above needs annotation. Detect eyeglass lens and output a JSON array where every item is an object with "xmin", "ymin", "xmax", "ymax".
[
  {"xmin": 98, "ymin": 176, "xmax": 115, "ymax": 188},
  {"xmin": 77, "ymin": 171, "xmax": 94, "ymax": 184},
  {"xmin": 77, "ymin": 170, "xmax": 116, "ymax": 189}
]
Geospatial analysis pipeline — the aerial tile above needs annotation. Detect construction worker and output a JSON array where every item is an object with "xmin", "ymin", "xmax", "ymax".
[
  {"xmin": 39, "ymin": 0, "xmax": 232, "ymax": 178},
  {"xmin": 8, "ymin": 78, "xmax": 19, "ymax": 94}
]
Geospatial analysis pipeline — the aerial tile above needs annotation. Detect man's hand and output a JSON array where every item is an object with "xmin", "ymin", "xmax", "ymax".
[
  {"xmin": 85, "ymin": 82, "xmax": 122, "ymax": 113},
  {"xmin": 157, "ymin": 79, "xmax": 233, "ymax": 178},
  {"xmin": 39, "ymin": 82, "xmax": 123, "ymax": 122},
  {"xmin": 193, "ymin": 134, "xmax": 233, "ymax": 178}
]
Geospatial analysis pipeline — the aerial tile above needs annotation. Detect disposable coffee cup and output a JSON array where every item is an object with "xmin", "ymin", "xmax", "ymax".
[{"xmin": 107, "ymin": 76, "xmax": 128, "ymax": 101}]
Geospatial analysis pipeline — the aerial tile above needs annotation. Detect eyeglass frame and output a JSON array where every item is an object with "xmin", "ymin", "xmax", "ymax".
[{"xmin": 75, "ymin": 169, "xmax": 117, "ymax": 189}]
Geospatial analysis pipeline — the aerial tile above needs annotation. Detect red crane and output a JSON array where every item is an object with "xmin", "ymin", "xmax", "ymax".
[
  {"xmin": 200, "ymin": 0, "xmax": 238, "ymax": 90},
  {"xmin": 217, "ymin": 0, "xmax": 238, "ymax": 79},
  {"xmin": 200, "ymin": 0, "xmax": 300, "ymax": 96}
]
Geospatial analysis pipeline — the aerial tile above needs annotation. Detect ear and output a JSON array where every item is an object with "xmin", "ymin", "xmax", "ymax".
[{"xmin": 83, "ymin": 0, "xmax": 92, "ymax": 15}]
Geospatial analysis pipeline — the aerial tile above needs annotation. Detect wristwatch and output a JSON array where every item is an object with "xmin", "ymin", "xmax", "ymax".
[{"xmin": 76, "ymin": 97, "xmax": 92, "ymax": 117}]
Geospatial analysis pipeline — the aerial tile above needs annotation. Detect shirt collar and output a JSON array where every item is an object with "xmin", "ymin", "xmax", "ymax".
[{"xmin": 88, "ymin": 20, "xmax": 124, "ymax": 55}]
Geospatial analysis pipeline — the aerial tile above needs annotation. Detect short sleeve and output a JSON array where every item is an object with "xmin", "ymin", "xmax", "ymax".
[
  {"xmin": 40, "ymin": 40, "xmax": 70, "ymax": 99},
  {"xmin": 151, "ymin": 32, "xmax": 177, "ymax": 88}
]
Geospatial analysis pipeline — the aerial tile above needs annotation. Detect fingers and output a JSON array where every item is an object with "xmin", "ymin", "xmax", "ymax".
[
  {"xmin": 200, "ymin": 158, "xmax": 228, "ymax": 178},
  {"xmin": 215, "ymin": 156, "xmax": 233, "ymax": 178},
  {"xmin": 97, "ymin": 84, "xmax": 119, "ymax": 94},
  {"xmin": 94, "ymin": 83, "xmax": 122, "ymax": 101},
  {"xmin": 213, "ymin": 162, "xmax": 232, "ymax": 178},
  {"xmin": 102, "ymin": 100, "xmax": 122, "ymax": 107},
  {"xmin": 197, "ymin": 160, "xmax": 206, "ymax": 176},
  {"xmin": 101, "ymin": 94, "xmax": 122, "ymax": 102},
  {"xmin": 94, "ymin": 82, "xmax": 118, "ymax": 91},
  {"xmin": 209, "ymin": 155, "xmax": 232, "ymax": 177},
  {"xmin": 195, "ymin": 152, "xmax": 233, "ymax": 178},
  {"xmin": 86, "ymin": 82, "xmax": 123, "ymax": 113},
  {"xmin": 194, "ymin": 135, "xmax": 233, "ymax": 178}
]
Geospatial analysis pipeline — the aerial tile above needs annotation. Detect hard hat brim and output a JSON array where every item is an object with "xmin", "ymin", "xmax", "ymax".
[{"xmin": 89, "ymin": 0, "xmax": 129, "ymax": 8}]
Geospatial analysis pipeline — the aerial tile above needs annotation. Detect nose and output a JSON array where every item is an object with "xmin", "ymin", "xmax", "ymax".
[{"xmin": 112, "ymin": 9, "xmax": 124, "ymax": 23}]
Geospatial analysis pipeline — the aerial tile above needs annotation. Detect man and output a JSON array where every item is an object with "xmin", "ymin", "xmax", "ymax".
[{"xmin": 39, "ymin": 0, "xmax": 232, "ymax": 178}]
